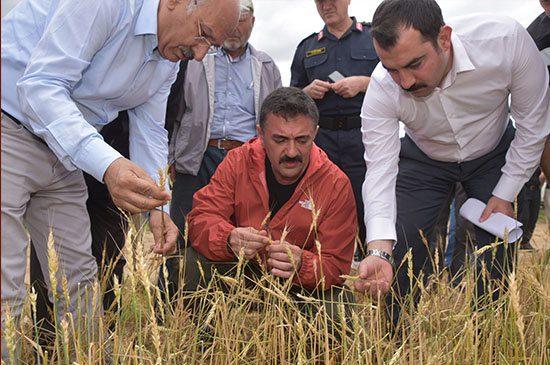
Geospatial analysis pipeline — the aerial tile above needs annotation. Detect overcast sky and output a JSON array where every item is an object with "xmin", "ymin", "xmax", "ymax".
[{"xmin": 2, "ymin": 0, "xmax": 545, "ymax": 84}]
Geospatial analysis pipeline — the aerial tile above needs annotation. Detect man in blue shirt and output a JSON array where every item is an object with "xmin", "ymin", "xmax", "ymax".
[
  {"xmin": 290, "ymin": 0, "xmax": 379, "ymax": 253},
  {"xmin": 160, "ymin": 0, "xmax": 282, "ymax": 301},
  {"xmin": 1, "ymin": 0, "xmax": 239, "ymax": 358}
]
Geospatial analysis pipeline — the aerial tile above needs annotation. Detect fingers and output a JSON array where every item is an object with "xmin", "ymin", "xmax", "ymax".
[
  {"xmin": 267, "ymin": 258, "xmax": 294, "ymax": 272},
  {"xmin": 131, "ymin": 175, "xmax": 172, "ymax": 201},
  {"xmin": 479, "ymin": 202, "xmax": 494, "ymax": 222},
  {"xmin": 237, "ymin": 229, "xmax": 270, "ymax": 245},
  {"xmin": 105, "ymin": 158, "xmax": 171, "ymax": 213},
  {"xmin": 150, "ymin": 214, "xmax": 165, "ymax": 248},
  {"xmin": 271, "ymin": 268, "xmax": 293, "ymax": 279},
  {"xmin": 305, "ymin": 79, "xmax": 332, "ymax": 100},
  {"xmin": 266, "ymin": 251, "xmax": 293, "ymax": 262},
  {"xmin": 117, "ymin": 190, "xmax": 169, "ymax": 212}
]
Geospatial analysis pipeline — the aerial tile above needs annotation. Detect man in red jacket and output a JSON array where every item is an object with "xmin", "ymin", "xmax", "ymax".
[{"xmin": 184, "ymin": 87, "xmax": 357, "ymax": 318}]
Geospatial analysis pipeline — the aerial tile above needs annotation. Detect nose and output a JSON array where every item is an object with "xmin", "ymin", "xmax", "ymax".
[
  {"xmin": 286, "ymin": 141, "xmax": 298, "ymax": 158},
  {"xmin": 192, "ymin": 44, "xmax": 211, "ymax": 61},
  {"xmin": 399, "ymin": 70, "xmax": 416, "ymax": 90}
]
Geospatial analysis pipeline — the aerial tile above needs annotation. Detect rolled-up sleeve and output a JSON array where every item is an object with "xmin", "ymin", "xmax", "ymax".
[
  {"xmin": 360, "ymin": 71, "xmax": 401, "ymax": 244},
  {"xmin": 16, "ymin": 0, "xmax": 122, "ymax": 182}
]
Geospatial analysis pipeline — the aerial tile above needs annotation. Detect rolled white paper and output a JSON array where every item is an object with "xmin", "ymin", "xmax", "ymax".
[{"xmin": 459, "ymin": 198, "xmax": 523, "ymax": 243}]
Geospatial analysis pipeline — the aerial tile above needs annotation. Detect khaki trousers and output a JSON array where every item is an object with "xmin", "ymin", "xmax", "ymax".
[{"xmin": 1, "ymin": 113, "xmax": 98, "ymax": 362}]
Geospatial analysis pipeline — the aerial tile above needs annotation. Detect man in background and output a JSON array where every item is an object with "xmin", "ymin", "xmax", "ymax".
[
  {"xmin": 160, "ymin": 0, "xmax": 282, "ymax": 301},
  {"xmin": 290, "ymin": 0, "xmax": 379, "ymax": 254}
]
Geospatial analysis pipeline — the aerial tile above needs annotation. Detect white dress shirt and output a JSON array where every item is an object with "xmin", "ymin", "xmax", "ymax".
[
  {"xmin": 361, "ymin": 14, "xmax": 550, "ymax": 244},
  {"xmin": 1, "ymin": 0, "xmax": 178, "ymax": 184}
]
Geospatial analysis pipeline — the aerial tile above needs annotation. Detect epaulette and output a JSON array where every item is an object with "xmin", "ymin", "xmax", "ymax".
[
  {"xmin": 296, "ymin": 32, "xmax": 319, "ymax": 48},
  {"xmin": 360, "ymin": 21, "xmax": 372, "ymax": 31}
]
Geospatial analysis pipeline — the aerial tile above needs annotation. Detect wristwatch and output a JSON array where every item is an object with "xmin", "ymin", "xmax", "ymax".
[{"xmin": 365, "ymin": 248, "xmax": 394, "ymax": 267}]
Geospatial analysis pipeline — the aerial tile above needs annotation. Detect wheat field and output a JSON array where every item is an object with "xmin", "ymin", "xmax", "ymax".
[{"xmin": 5, "ymin": 216, "xmax": 550, "ymax": 364}]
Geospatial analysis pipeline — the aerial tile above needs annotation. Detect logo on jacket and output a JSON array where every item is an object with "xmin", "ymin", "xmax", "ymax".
[{"xmin": 299, "ymin": 199, "xmax": 313, "ymax": 211}]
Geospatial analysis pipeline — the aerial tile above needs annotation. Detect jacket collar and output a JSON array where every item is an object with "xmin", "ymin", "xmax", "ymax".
[{"xmin": 319, "ymin": 17, "xmax": 360, "ymax": 41}]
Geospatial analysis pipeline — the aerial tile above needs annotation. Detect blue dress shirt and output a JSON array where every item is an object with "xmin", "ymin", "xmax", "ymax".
[
  {"xmin": 210, "ymin": 46, "xmax": 256, "ymax": 142},
  {"xmin": 1, "ymin": 0, "xmax": 178, "ymax": 183}
]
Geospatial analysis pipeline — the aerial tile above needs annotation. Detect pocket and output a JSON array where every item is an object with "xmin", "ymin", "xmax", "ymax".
[
  {"xmin": 304, "ymin": 53, "xmax": 328, "ymax": 69},
  {"xmin": 350, "ymin": 47, "xmax": 378, "ymax": 61}
]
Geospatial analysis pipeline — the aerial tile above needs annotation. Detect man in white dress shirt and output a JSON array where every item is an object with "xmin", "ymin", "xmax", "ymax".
[
  {"xmin": 353, "ymin": 0, "xmax": 550, "ymax": 328},
  {"xmin": 1, "ymin": 0, "xmax": 239, "ymax": 360}
]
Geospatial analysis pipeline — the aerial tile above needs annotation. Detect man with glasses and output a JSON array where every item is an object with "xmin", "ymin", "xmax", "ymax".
[
  {"xmin": 158, "ymin": 0, "xmax": 282, "ymax": 301},
  {"xmin": 290, "ymin": 0, "xmax": 379, "ymax": 256},
  {"xmin": 1, "ymin": 0, "xmax": 240, "ymax": 359}
]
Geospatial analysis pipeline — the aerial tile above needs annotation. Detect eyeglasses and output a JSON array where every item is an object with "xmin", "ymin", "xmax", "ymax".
[
  {"xmin": 191, "ymin": 0, "xmax": 214, "ymax": 48},
  {"xmin": 195, "ymin": 19, "xmax": 213, "ymax": 48}
]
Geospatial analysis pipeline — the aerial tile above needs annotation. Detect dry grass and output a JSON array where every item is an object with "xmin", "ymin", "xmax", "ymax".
[{"xmin": 6, "ymin": 217, "xmax": 550, "ymax": 364}]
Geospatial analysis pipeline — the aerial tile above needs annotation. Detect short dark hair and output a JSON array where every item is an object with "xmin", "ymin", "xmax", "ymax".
[
  {"xmin": 372, "ymin": 0, "xmax": 445, "ymax": 50},
  {"xmin": 259, "ymin": 87, "xmax": 319, "ymax": 129}
]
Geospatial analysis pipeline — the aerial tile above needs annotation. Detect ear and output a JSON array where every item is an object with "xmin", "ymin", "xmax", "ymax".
[
  {"xmin": 256, "ymin": 124, "xmax": 263, "ymax": 139},
  {"xmin": 251, "ymin": 15, "xmax": 256, "ymax": 27},
  {"xmin": 313, "ymin": 125, "xmax": 319, "ymax": 140},
  {"xmin": 438, "ymin": 25, "xmax": 452, "ymax": 52}
]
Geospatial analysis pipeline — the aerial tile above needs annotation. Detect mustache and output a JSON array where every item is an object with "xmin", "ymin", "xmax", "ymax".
[
  {"xmin": 402, "ymin": 83, "xmax": 427, "ymax": 92},
  {"xmin": 178, "ymin": 46, "xmax": 194, "ymax": 59},
  {"xmin": 279, "ymin": 155, "xmax": 303, "ymax": 164}
]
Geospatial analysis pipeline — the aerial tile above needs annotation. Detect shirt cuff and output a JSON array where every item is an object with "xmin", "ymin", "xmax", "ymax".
[
  {"xmin": 77, "ymin": 137, "xmax": 123, "ymax": 183},
  {"xmin": 366, "ymin": 217, "xmax": 397, "ymax": 244},
  {"xmin": 492, "ymin": 175, "xmax": 523, "ymax": 202}
]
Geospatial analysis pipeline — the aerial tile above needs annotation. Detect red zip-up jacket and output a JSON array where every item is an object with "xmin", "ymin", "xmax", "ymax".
[{"xmin": 188, "ymin": 138, "xmax": 357, "ymax": 291}]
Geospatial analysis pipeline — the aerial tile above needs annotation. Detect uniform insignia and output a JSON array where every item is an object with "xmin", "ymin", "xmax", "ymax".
[
  {"xmin": 317, "ymin": 30, "xmax": 324, "ymax": 41},
  {"xmin": 306, "ymin": 47, "xmax": 326, "ymax": 58},
  {"xmin": 299, "ymin": 199, "xmax": 313, "ymax": 211}
]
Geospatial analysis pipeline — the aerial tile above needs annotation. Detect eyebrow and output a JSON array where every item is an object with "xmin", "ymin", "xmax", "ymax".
[{"xmin": 383, "ymin": 55, "xmax": 425, "ymax": 72}]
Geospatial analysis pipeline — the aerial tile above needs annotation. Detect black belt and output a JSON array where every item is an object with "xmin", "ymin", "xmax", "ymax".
[
  {"xmin": 318, "ymin": 115, "xmax": 361, "ymax": 131},
  {"xmin": 2, "ymin": 109, "xmax": 47, "ymax": 145}
]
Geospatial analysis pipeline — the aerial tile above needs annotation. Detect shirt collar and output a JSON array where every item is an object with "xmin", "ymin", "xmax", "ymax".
[
  {"xmin": 217, "ymin": 43, "xmax": 251, "ymax": 63},
  {"xmin": 134, "ymin": 0, "xmax": 160, "ymax": 36},
  {"xmin": 440, "ymin": 32, "xmax": 476, "ymax": 89},
  {"xmin": 319, "ymin": 17, "xmax": 359, "ymax": 41}
]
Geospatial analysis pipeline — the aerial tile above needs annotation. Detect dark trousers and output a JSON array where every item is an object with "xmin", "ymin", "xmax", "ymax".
[
  {"xmin": 517, "ymin": 168, "xmax": 542, "ymax": 245},
  {"xmin": 29, "ymin": 114, "xmax": 130, "ymax": 344},
  {"xmin": 445, "ymin": 183, "xmax": 476, "ymax": 281},
  {"xmin": 158, "ymin": 146, "xmax": 227, "ymax": 302},
  {"xmin": 387, "ymin": 124, "xmax": 518, "ymax": 329},
  {"xmin": 314, "ymin": 127, "xmax": 366, "ymax": 250}
]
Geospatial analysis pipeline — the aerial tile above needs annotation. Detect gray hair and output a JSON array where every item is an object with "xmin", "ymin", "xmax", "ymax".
[{"xmin": 259, "ymin": 87, "xmax": 319, "ymax": 129}]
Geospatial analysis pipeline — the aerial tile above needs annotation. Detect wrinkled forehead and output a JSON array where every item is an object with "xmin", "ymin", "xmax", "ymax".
[{"xmin": 263, "ymin": 114, "xmax": 317, "ymax": 134}]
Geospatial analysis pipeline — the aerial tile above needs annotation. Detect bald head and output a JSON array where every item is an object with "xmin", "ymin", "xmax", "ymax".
[{"xmin": 157, "ymin": 0, "xmax": 240, "ymax": 62}]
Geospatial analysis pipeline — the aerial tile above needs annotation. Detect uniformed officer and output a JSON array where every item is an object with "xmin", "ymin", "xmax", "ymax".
[{"xmin": 290, "ymin": 0, "xmax": 379, "ymax": 251}]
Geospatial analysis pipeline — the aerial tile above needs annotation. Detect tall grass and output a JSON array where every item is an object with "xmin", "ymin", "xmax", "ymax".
[{"xmin": 6, "ymin": 220, "xmax": 550, "ymax": 364}]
